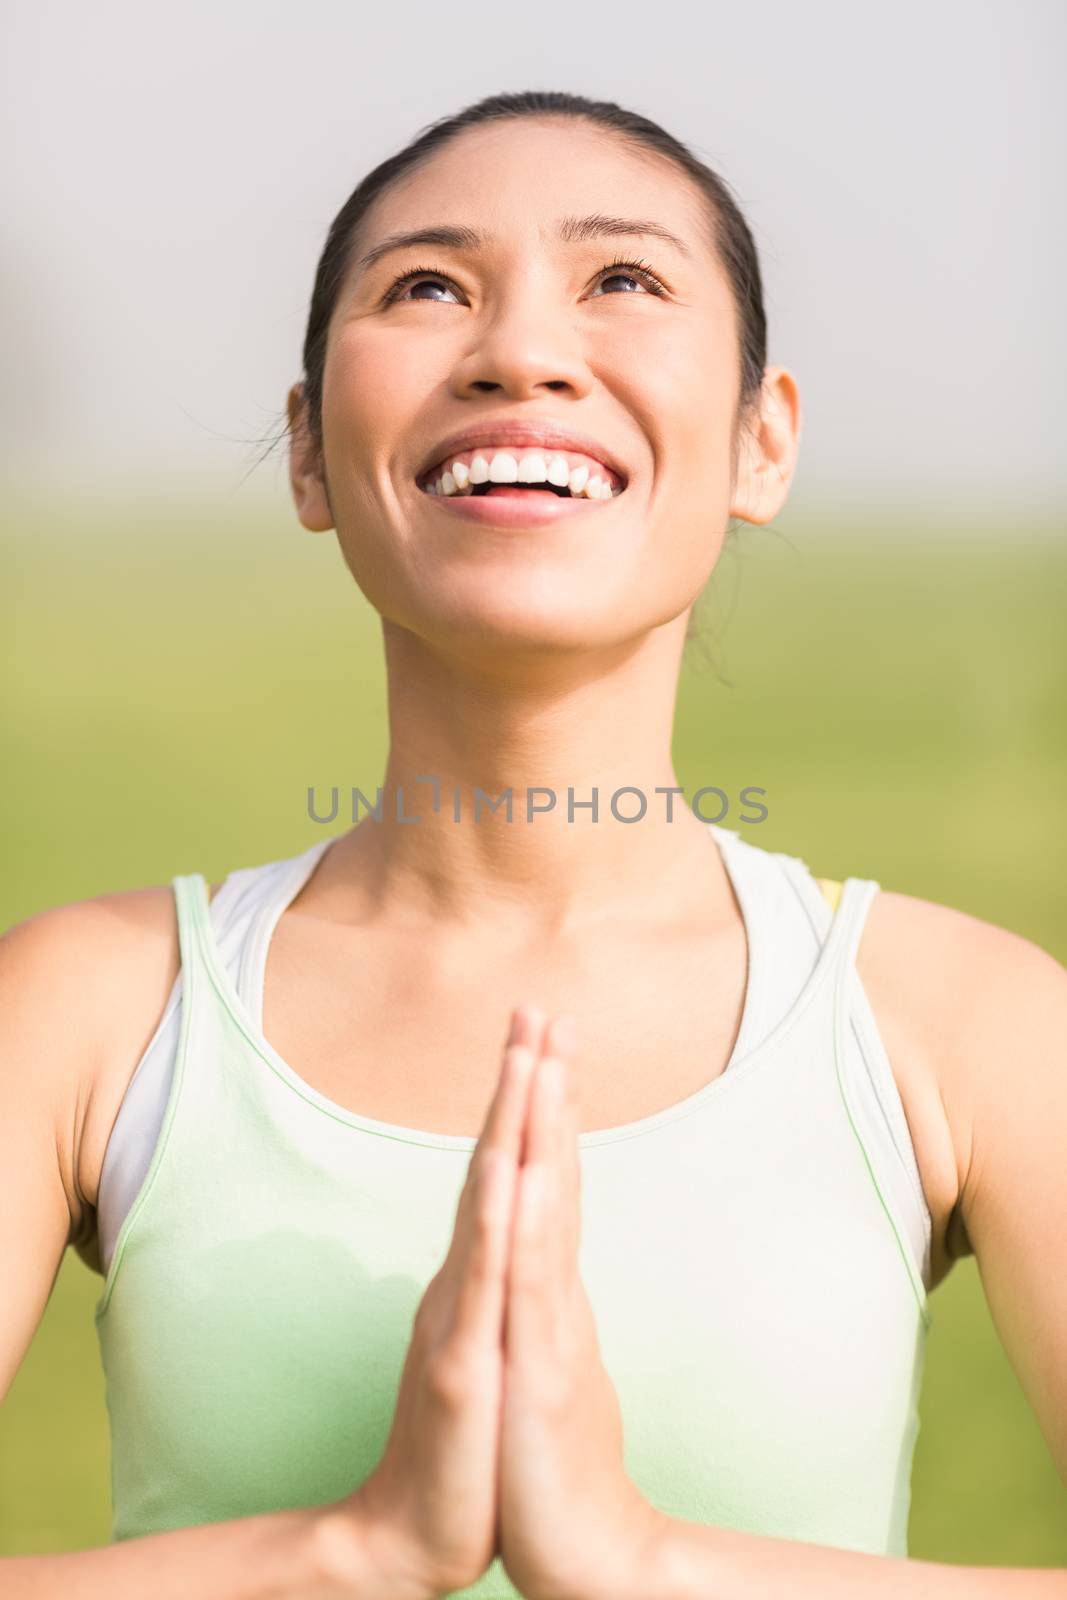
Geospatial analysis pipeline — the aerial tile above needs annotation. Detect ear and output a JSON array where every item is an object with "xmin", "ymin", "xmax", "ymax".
[
  {"xmin": 727, "ymin": 366, "xmax": 802, "ymax": 525},
  {"xmin": 287, "ymin": 382, "xmax": 335, "ymax": 533}
]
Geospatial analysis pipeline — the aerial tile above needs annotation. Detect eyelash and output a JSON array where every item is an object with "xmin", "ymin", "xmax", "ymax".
[{"xmin": 380, "ymin": 255, "xmax": 671, "ymax": 305}]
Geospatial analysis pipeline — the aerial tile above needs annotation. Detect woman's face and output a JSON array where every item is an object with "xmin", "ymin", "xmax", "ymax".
[{"xmin": 290, "ymin": 117, "xmax": 798, "ymax": 658}]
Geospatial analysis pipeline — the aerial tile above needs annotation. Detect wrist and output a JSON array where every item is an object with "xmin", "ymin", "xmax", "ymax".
[
  {"xmin": 574, "ymin": 1500, "xmax": 679, "ymax": 1600},
  {"xmin": 620, "ymin": 1505, "xmax": 725, "ymax": 1600},
  {"xmin": 309, "ymin": 1500, "xmax": 440, "ymax": 1600},
  {"xmin": 616, "ymin": 1503, "xmax": 685, "ymax": 1600}
]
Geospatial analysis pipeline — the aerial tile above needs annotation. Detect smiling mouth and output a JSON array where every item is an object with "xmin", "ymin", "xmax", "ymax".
[{"xmin": 417, "ymin": 449, "xmax": 627, "ymax": 501}]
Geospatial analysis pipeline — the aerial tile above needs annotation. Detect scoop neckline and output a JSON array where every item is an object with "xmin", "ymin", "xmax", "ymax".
[{"xmin": 188, "ymin": 823, "xmax": 850, "ymax": 1151}]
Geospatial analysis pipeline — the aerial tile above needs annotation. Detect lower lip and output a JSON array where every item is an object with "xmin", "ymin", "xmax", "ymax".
[{"xmin": 418, "ymin": 486, "xmax": 620, "ymax": 527}]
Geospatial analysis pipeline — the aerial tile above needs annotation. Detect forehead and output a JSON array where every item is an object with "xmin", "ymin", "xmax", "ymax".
[{"xmin": 357, "ymin": 117, "xmax": 714, "ymax": 257}]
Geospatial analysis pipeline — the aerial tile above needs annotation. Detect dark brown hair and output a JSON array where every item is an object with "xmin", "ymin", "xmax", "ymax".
[{"xmin": 296, "ymin": 89, "xmax": 767, "ymax": 464}]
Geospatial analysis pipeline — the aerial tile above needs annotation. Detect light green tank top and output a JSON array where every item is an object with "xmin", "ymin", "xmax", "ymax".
[{"xmin": 94, "ymin": 829, "xmax": 930, "ymax": 1595}]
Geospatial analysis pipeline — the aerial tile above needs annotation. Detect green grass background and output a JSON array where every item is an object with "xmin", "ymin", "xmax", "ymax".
[{"xmin": 1, "ymin": 494, "xmax": 1065, "ymax": 1564}]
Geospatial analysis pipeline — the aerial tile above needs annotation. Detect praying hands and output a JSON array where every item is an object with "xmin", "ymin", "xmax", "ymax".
[{"xmin": 333, "ymin": 1004, "xmax": 665, "ymax": 1600}]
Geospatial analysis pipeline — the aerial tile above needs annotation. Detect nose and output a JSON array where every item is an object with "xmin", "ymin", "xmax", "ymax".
[{"xmin": 448, "ymin": 285, "xmax": 595, "ymax": 403}]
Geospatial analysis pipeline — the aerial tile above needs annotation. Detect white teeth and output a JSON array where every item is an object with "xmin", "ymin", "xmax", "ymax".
[
  {"xmin": 517, "ymin": 452, "xmax": 548, "ymax": 483},
  {"xmin": 422, "ymin": 448, "xmax": 625, "ymax": 498}
]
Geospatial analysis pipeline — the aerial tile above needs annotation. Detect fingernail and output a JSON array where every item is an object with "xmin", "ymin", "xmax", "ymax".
[{"xmin": 507, "ymin": 1005, "xmax": 538, "ymax": 1047}]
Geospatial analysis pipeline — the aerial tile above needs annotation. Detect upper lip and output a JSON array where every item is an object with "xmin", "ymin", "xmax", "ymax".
[{"xmin": 416, "ymin": 417, "xmax": 630, "ymax": 486}]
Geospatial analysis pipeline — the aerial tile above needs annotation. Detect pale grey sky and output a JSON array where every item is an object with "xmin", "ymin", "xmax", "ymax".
[{"xmin": 3, "ymin": 0, "xmax": 1063, "ymax": 515}]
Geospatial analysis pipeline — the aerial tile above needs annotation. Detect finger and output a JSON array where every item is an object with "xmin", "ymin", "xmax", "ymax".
[
  {"xmin": 510, "ymin": 1004, "xmax": 548, "ymax": 1166},
  {"xmin": 437, "ymin": 1007, "xmax": 551, "ymax": 1351},
  {"xmin": 507, "ymin": 1038, "xmax": 565, "ymax": 1336},
  {"xmin": 478, "ymin": 1006, "xmax": 544, "ymax": 1158},
  {"xmin": 519, "ymin": 1020, "xmax": 581, "ymax": 1271},
  {"xmin": 448, "ymin": 1004, "xmax": 545, "ymax": 1266},
  {"xmin": 510, "ymin": 1002, "xmax": 548, "ymax": 1053},
  {"xmin": 504, "ymin": 1017, "xmax": 583, "ymax": 1360},
  {"xmin": 452, "ymin": 1143, "xmax": 517, "ymax": 1346},
  {"xmin": 506, "ymin": 1144, "xmax": 554, "ymax": 1364},
  {"xmin": 523, "ymin": 1014, "xmax": 578, "ymax": 1174}
]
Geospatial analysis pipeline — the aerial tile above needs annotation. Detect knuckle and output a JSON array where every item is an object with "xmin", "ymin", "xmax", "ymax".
[
  {"xmin": 471, "ymin": 1198, "xmax": 497, "ymax": 1249},
  {"xmin": 425, "ymin": 1346, "xmax": 470, "ymax": 1409},
  {"xmin": 474, "ymin": 1146, "xmax": 501, "ymax": 1199},
  {"xmin": 413, "ymin": 1278, "xmax": 445, "ymax": 1341},
  {"xmin": 416, "ymin": 1271, "xmax": 441, "ymax": 1319}
]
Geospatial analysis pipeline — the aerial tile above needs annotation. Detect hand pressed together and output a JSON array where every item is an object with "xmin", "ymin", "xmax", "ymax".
[
  {"xmin": 337, "ymin": 1005, "xmax": 666, "ymax": 1600},
  {"xmin": 495, "ymin": 1006, "xmax": 666, "ymax": 1600}
]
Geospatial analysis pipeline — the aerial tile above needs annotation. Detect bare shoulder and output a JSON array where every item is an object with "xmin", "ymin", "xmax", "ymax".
[
  {"xmin": 855, "ymin": 884, "xmax": 1066, "ymax": 1289},
  {"xmin": 0, "ymin": 878, "xmax": 224, "ymax": 1257}
]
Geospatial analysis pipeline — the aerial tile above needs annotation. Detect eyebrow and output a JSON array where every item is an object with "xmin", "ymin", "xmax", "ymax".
[{"xmin": 353, "ymin": 214, "xmax": 694, "ymax": 275}]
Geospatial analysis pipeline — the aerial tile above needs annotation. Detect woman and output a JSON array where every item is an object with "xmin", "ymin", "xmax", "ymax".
[{"xmin": 2, "ymin": 90, "xmax": 1064, "ymax": 1599}]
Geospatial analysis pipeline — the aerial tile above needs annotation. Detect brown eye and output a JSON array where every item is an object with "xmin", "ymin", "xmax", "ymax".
[
  {"xmin": 382, "ymin": 266, "xmax": 464, "ymax": 306},
  {"xmin": 596, "ymin": 271, "xmax": 648, "ymax": 294},
  {"xmin": 589, "ymin": 258, "xmax": 669, "ymax": 297}
]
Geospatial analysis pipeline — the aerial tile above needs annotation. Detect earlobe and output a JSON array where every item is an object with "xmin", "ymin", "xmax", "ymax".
[
  {"xmin": 287, "ymin": 381, "xmax": 335, "ymax": 533},
  {"xmin": 728, "ymin": 428, "xmax": 766, "ymax": 525},
  {"xmin": 727, "ymin": 367, "xmax": 801, "ymax": 526}
]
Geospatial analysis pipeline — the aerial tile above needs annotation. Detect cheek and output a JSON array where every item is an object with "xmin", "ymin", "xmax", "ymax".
[
  {"xmin": 322, "ymin": 325, "xmax": 440, "ymax": 485},
  {"xmin": 644, "ymin": 383, "xmax": 737, "ymax": 567},
  {"xmin": 628, "ymin": 351, "xmax": 737, "ymax": 602},
  {"xmin": 607, "ymin": 323, "xmax": 738, "ymax": 503},
  {"xmin": 316, "ymin": 337, "xmax": 410, "ymax": 604},
  {"xmin": 322, "ymin": 336, "xmax": 386, "ymax": 464}
]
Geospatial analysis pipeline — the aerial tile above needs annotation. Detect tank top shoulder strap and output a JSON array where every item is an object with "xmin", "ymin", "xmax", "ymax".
[
  {"xmin": 788, "ymin": 864, "xmax": 933, "ymax": 1315},
  {"xmin": 784, "ymin": 871, "xmax": 880, "ymax": 1015},
  {"xmin": 171, "ymin": 870, "xmax": 216, "ymax": 1000},
  {"xmin": 769, "ymin": 841, "xmax": 848, "ymax": 949},
  {"xmin": 827, "ymin": 874, "xmax": 881, "ymax": 966},
  {"xmin": 823, "ymin": 871, "xmax": 934, "ymax": 1315},
  {"xmin": 235, "ymin": 839, "xmax": 334, "ymax": 1023}
]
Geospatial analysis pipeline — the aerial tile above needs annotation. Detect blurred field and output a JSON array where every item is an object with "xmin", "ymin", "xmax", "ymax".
[{"xmin": 1, "ymin": 493, "xmax": 1065, "ymax": 1565}]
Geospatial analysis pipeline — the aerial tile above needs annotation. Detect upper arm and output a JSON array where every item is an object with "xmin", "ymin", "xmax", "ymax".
[
  {"xmin": 0, "ymin": 907, "xmax": 104, "ymax": 1401},
  {"xmin": 941, "ymin": 921, "xmax": 1067, "ymax": 1481},
  {"xmin": 0, "ymin": 880, "xmax": 194, "ymax": 1399}
]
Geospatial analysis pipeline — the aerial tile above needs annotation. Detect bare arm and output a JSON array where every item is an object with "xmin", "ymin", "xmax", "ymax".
[
  {"xmin": 636, "ymin": 1522, "xmax": 1067, "ymax": 1598},
  {"xmin": 628, "ymin": 917, "xmax": 1067, "ymax": 1599},
  {"xmin": 0, "ymin": 908, "xmax": 425, "ymax": 1600},
  {"xmin": 0, "ymin": 1507, "xmax": 408, "ymax": 1600}
]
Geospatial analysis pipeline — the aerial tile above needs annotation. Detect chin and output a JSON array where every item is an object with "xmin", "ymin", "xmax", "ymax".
[{"xmin": 406, "ymin": 592, "xmax": 624, "ymax": 658}]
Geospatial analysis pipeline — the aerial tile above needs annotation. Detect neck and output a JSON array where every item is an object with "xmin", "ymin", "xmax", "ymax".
[{"xmin": 319, "ymin": 615, "xmax": 732, "ymax": 938}]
